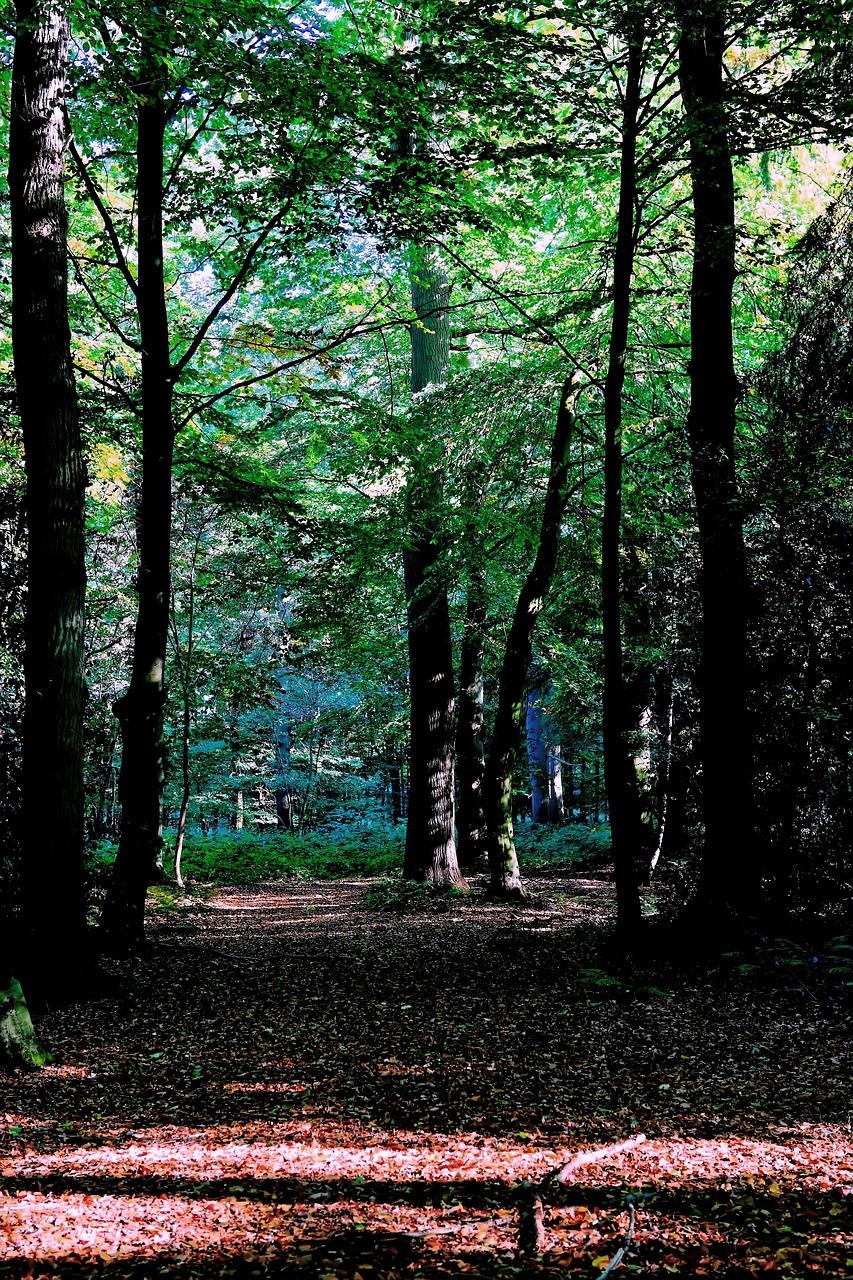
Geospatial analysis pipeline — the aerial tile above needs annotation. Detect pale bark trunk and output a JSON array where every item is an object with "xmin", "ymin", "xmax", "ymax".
[
  {"xmin": 547, "ymin": 744, "xmax": 564, "ymax": 822},
  {"xmin": 526, "ymin": 693, "xmax": 549, "ymax": 823},
  {"xmin": 456, "ymin": 572, "xmax": 487, "ymax": 869}
]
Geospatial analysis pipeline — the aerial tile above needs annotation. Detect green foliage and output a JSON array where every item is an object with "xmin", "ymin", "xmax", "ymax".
[
  {"xmin": 363, "ymin": 878, "xmax": 468, "ymax": 913},
  {"xmin": 170, "ymin": 826, "xmax": 405, "ymax": 884},
  {"xmin": 579, "ymin": 967, "xmax": 670, "ymax": 1002},
  {"xmin": 513, "ymin": 821, "xmax": 611, "ymax": 868},
  {"xmin": 726, "ymin": 935, "xmax": 853, "ymax": 995}
]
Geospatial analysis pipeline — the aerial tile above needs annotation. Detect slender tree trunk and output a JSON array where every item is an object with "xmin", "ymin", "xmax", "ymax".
[
  {"xmin": 600, "ymin": 14, "xmax": 644, "ymax": 939},
  {"xmin": 100, "ymin": 51, "xmax": 174, "ymax": 951},
  {"xmin": 484, "ymin": 377, "xmax": 578, "ymax": 899},
  {"xmin": 547, "ymin": 744, "xmax": 564, "ymax": 822},
  {"xmin": 275, "ymin": 721, "xmax": 293, "ymax": 830},
  {"xmin": 526, "ymin": 691, "xmax": 550, "ymax": 823},
  {"xmin": 10, "ymin": 0, "xmax": 87, "ymax": 999},
  {"xmin": 402, "ymin": 247, "xmax": 465, "ymax": 888},
  {"xmin": 456, "ymin": 570, "xmax": 487, "ymax": 870},
  {"xmin": 679, "ymin": 4, "xmax": 757, "ymax": 926},
  {"xmin": 173, "ymin": 688, "xmax": 191, "ymax": 889}
]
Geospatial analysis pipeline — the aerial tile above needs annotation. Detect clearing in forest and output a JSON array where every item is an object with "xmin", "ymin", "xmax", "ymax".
[{"xmin": 1, "ymin": 874, "xmax": 851, "ymax": 1277}]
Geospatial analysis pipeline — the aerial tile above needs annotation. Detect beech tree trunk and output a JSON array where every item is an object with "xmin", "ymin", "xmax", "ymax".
[
  {"xmin": 10, "ymin": 0, "xmax": 87, "ymax": 997},
  {"xmin": 456, "ymin": 571, "xmax": 487, "ymax": 869},
  {"xmin": 402, "ymin": 248, "xmax": 465, "ymax": 887},
  {"xmin": 100, "ymin": 50, "xmax": 174, "ymax": 951},
  {"xmin": 600, "ymin": 13, "xmax": 644, "ymax": 939},
  {"xmin": 484, "ymin": 377, "xmax": 578, "ymax": 899},
  {"xmin": 526, "ymin": 692, "xmax": 550, "ymax": 823},
  {"xmin": 679, "ymin": 5, "xmax": 758, "ymax": 925},
  {"xmin": 547, "ymin": 745, "xmax": 564, "ymax": 822}
]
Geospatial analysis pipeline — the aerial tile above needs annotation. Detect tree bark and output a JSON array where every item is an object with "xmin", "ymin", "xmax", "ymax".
[
  {"xmin": 547, "ymin": 744, "xmax": 564, "ymax": 822},
  {"xmin": 526, "ymin": 691, "xmax": 550, "ymax": 823},
  {"xmin": 402, "ymin": 248, "xmax": 465, "ymax": 888},
  {"xmin": 678, "ymin": 4, "xmax": 757, "ymax": 926},
  {"xmin": 483, "ymin": 377, "xmax": 578, "ymax": 899},
  {"xmin": 100, "ymin": 46, "xmax": 174, "ymax": 951},
  {"xmin": 456, "ymin": 571, "xmax": 487, "ymax": 869},
  {"xmin": 600, "ymin": 12, "xmax": 645, "ymax": 940},
  {"xmin": 10, "ymin": 0, "xmax": 87, "ymax": 996},
  {"xmin": 0, "ymin": 969, "xmax": 47, "ymax": 1069}
]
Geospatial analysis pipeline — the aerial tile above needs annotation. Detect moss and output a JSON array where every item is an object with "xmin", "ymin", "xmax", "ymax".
[{"xmin": 0, "ymin": 977, "xmax": 48, "ymax": 1069}]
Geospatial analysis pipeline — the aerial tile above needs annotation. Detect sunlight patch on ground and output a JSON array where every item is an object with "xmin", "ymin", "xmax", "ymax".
[{"xmin": 2, "ymin": 1128, "xmax": 852, "ymax": 1191}]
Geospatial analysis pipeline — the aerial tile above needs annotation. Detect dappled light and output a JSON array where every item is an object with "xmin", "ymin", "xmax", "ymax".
[{"xmin": 2, "ymin": 881, "xmax": 851, "ymax": 1275}]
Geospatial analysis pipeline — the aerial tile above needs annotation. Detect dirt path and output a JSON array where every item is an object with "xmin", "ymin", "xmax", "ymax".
[{"xmin": 1, "ymin": 876, "xmax": 851, "ymax": 1276}]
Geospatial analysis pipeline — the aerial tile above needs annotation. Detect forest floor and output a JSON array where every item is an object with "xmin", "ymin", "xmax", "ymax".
[{"xmin": 1, "ymin": 870, "xmax": 852, "ymax": 1278}]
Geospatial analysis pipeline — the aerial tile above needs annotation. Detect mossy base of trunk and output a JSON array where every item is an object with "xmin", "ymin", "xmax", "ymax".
[
  {"xmin": 486, "ymin": 880, "xmax": 533, "ymax": 905},
  {"xmin": 0, "ymin": 978, "xmax": 48, "ymax": 1069}
]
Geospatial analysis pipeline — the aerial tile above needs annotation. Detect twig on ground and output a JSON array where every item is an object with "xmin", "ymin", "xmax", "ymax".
[
  {"xmin": 601, "ymin": 1200, "xmax": 637, "ymax": 1278},
  {"xmin": 517, "ymin": 1133, "xmax": 647, "ymax": 1255}
]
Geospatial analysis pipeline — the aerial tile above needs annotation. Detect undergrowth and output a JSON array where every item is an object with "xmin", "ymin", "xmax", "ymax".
[
  {"xmin": 88, "ymin": 826, "xmax": 405, "ymax": 887},
  {"xmin": 363, "ymin": 879, "xmax": 469, "ymax": 913},
  {"xmin": 513, "ymin": 820, "xmax": 611, "ymax": 867},
  {"xmin": 88, "ymin": 820, "xmax": 609, "ymax": 891}
]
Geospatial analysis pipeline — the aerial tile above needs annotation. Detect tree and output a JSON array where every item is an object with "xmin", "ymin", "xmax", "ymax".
[
  {"xmin": 600, "ymin": 5, "xmax": 645, "ymax": 940},
  {"xmin": 9, "ymin": 0, "xmax": 87, "ymax": 1003},
  {"xmin": 401, "ymin": 244, "xmax": 466, "ymax": 888},
  {"xmin": 678, "ymin": 1, "xmax": 757, "ymax": 928},
  {"xmin": 483, "ymin": 375, "xmax": 579, "ymax": 900}
]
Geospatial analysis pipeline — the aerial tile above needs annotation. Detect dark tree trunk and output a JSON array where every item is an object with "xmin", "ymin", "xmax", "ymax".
[
  {"xmin": 100, "ymin": 52, "xmax": 174, "ymax": 951},
  {"xmin": 456, "ymin": 571, "xmax": 487, "ymax": 870},
  {"xmin": 402, "ymin": 248, "xmax": 465, "ymax": 888},
  {"xmin": 526, "ymin": 691, "xmax": 549, "ymax": 824},
  {"xmin": 10, "ymin": 0, "xmax": 87, "ymax": 997},
  {"xmin": 678, "ymin": 5, "xmax": 757, "ymax": 926},
  {"xmin": 600, "ymin": 14, "xmax": 644, "ymax": 940},
  {"xmin": 483, "ymin": 378, "xmax": 578, "ymax": 899}
]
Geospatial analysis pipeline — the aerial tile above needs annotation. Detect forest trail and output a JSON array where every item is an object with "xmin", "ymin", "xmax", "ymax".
[{"xmin": 1, "ymin": 875, "xmax": 851, "ymax": 1277}]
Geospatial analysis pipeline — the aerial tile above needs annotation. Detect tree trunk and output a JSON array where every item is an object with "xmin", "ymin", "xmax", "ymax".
[
  {"xmin": 100, "ymin": 50, "xmax": 174, "ymax": 951},
  {"xmin": 526, "ymin": 692, "xmax": 549, "ymax": 823},
  {"xmin": 10, "ymin": 0, "xmax": 87, "ymax": 996},
  {"xmin": 678, "ymin": 4, "xmax": 757, "ymax": 927},
  {"xmin": 547, "ymin": 744, "xmax": 564, "ymax": 822},
  {"xmin": 173, "ymin": 689, "xmax": 191, "ymax": 889},
  {"xmin": 600, "ymin": 13, "xmax": 644, "ymax": 940},
  {"xmin": 484, "ymin": 377, "xmax": 578, "ymax": 900},
  {"xmin": 0, "ymin": 969, "xmax": 47, "ymax": 1069},
  {"xmin": 456, "ymin": 571, "xmax": 487, "ymax": 870},
  {"xmin": 402, "ymin": 247, "xmax": 465, "ymax": 888}
]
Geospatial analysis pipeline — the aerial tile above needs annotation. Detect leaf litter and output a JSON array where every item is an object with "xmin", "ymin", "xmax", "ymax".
[{"xmin": 1, "ymin": 874, "xmax": 851, "ymax": 1277}]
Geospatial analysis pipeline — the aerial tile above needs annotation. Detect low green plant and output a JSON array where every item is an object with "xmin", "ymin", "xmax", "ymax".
[
  {"xmin": 363, "ymin": 878, "xmax": 468, "ymax": 913},
  {"xmin": 725, "ymin": 934, "xmax": 853, "ymax": 997},
  {"xmin": 87, "ymin": 823, "xmax": 406, "ymax": 886},
  {"xmin": 579, "ymin": 966, "xmax": 670, "ymax": 1001},
  {"xmin": 513, "ymin": 821, "xmax": 611, "ymax": 867}
]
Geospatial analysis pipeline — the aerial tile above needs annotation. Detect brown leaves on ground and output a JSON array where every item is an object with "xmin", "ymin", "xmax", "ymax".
[{"xmin": 0, "ymin": 874, "xmax": 851, "ymax": 1278}]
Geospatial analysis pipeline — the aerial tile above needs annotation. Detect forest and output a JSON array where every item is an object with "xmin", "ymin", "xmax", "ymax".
[{"xmin": 0, "ymin": 0, "xmax": 852, "ymax": 1275}]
